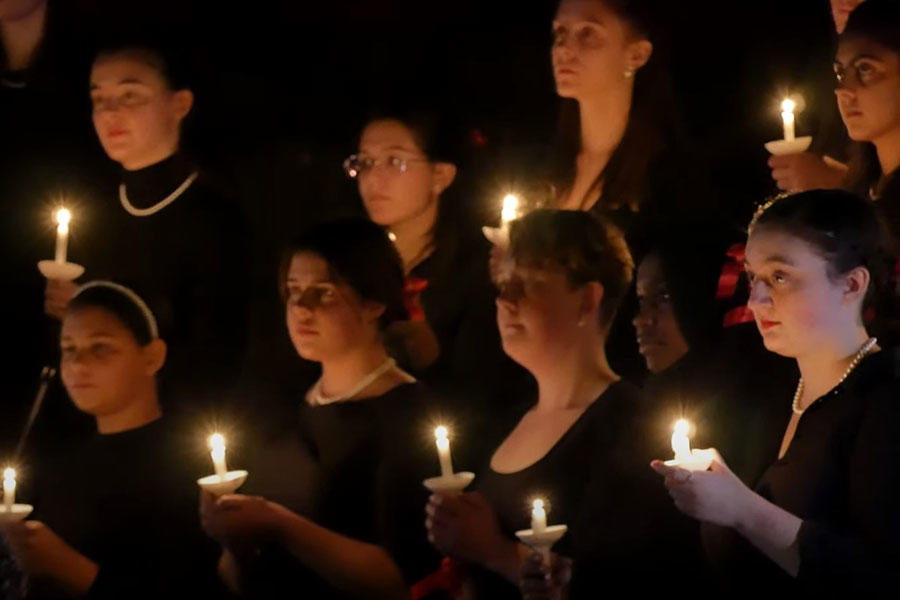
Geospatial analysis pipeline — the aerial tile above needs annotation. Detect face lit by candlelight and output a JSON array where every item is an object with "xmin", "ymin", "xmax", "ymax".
[
  {"xmin": 834, "ymin": 36, "xmax": 900, "ymax": 144},
  {"xmin": 356, "ymin": 119, "xmax": 456, "ymax": 231},
  {"xmin": 0, "ymin": 0, "xmax": 44, "ymax": 21},
  {"xmin": 632, "ymin": 254, "xmax": 689, "ymax": 374},
  {"xmin": 90, "ymin": 52, "xmax": 193, "ymax": 171},
  {"xmin": 551, "ymin": 0, "xmax": 652, "ymax": 100},
  {"xmin": 60, "ymin": 306, "xmax": 165, "ymax": 417},
  {"xmin": 745, "ymin": 227, "xmax": 867, "ymax": 358},
  {"xmin": 284, "ymin": 252, "xmax": 385, "ymax": 362},
  {"xmin": 496, "ymin": 262, "xmax": 603, "ymax": 372}
]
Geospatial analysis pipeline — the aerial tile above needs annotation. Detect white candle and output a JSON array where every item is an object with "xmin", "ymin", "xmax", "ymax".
[
  {"xmin": 3, "ymin": 467, "xmax": 16, "ymax": 510},
  {"xmin": 668, "ymin": 419, "xmax": 713, "ymax": 471},
  {"xmin": 434, "ymin": 426, "xmax": 454, "ymax": 478},
  {"xmin": 781, "ymin": 99, "xmax": 796, "ymax": 142},
  {"xmin": 209, "ymin": 433, "xmax": 228, "ymax": 478},
  {"xmin": 501, "ymin": 194, "xmax": 519, "ymax": 230},
  {"xmin": 54, "ymin": 208, "xmax": 71, "ymax": 264},
  {"xmin": 531, "ymin": 498, "xmax": 547, "ymax": 535}
]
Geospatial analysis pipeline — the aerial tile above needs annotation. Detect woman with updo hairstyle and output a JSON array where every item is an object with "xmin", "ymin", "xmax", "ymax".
[
  {"xmin": 2, "ymin": 281, "xmax": 219, "ymax": 599},
  {"xmin": 200, "ymin": 218, "xmax": 440, "ymax": 599},
  {"xmin": 653, "ymin": 189, "xmax": 900, "ymax": 594},
  {"xmin": 427, "ymin": 210, "xmax": 701, "ymax": 598}
]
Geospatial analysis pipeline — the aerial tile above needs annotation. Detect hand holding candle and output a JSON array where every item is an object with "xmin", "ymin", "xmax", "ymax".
[
  {"xmin": 516, "ymin": 497, "xmax": 566, "ymax": 565},
  {"xmin": 663, "ymin": 419, "xmax": 714, "ymax": 471},
  {"xmin": 423, "ymin": 424, "xmax": 475, "ymax": 493}
]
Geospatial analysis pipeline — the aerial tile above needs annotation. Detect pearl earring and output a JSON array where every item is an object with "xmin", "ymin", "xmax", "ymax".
[{"xmin": 624, "ymin": 68, "xmax": 634, "ymax": 79}]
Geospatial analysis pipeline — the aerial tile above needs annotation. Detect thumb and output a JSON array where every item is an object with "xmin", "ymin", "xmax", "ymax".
[
  {"xmin": 707, "ymin": 448, "xmax": 732, "ymax": 473},
  {"xmin": 822, "ymin": 155, "xmax": 849, "ymax": 171}
]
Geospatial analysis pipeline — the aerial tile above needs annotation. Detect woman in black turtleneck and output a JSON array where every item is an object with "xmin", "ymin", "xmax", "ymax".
[{"xmin": 45, "ymin": 42, "xmax": 250, "ymax": 412}]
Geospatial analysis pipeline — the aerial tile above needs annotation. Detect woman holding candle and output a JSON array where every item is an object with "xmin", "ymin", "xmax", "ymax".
[
  {"xmin": 43, "ymin": 39, "xmax": 251, "ymax": 413},
  {"xmin": 346, "ymin": 109, "xmax": 532, "ymax": 465},
  {"xmin": 2, "ymin": 281, "xmax": 219, "ymax": 598},
  {"xmin": 426, "ymin": 210, "xmax": 700, "ymax": 598},
  {"xmin": 652, "ymin": 189, "xmax": 900, "ymax": 594},
  {"xmin": 199, "ymin": 218, "xmax": 440, "ymax": 599}
]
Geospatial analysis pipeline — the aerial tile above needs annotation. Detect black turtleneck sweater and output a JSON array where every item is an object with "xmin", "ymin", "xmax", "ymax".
[{"xmin": 77, "ymin": 154, "xmax": 251, "ymax": 412}]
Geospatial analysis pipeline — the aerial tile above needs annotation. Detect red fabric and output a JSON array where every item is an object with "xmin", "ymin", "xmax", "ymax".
[
  {"xmin": 403, "ymin": 276, "xmax": 429, "ymax": 322},
  {"xmin": 410, "ymin": 557, "xmax": 464, "ymax": 599},
  {"xmin": 723, "ymin": 305, "xmax": 755, "ymax": 328},
  {"xmin": 716, "ymin": 243, "xmax": 746, "ymax": 300}
]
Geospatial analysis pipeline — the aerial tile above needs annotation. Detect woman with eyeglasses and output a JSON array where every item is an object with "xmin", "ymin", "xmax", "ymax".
[
  {"xmin": 652, "ymin": 190, "xmax": 900, "ymax": 595},
  {"xmin": 200, "ymin": 218, "xmax": 440, "ymax": 599},
  {"xmin": 344, "ymin": 109, "xmax": 532, "ymax": 469},
  {"xmin": 426, "ymin": 210, "xmax": 700, "ymax": 599},
  {"xmin": 43, "ymin": 39, "xmax": 251, "ymax": 414}
]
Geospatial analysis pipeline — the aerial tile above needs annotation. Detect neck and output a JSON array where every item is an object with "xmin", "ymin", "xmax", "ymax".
[
  {"xmin": 874, "ymin": 128, "xmax": 900, "ymax": 181},
  {"xmin": 1, "ymin": 0, "xmax": 47, "ymax": 71},
  {"xmin": 95, "ymin": 386, "xmax": 162, "ymax": 435},
  {"xmin": 122, "ymin": 144, "xmax": 179, "ymax": 172},
  {"xmin": 532, "ymin": 335, "xmax": 618, "ymax": 411},
  {"xmin": 577, "ymin": 86, "xmax": 632, "ymax": 159},
  {"xmin": 389, "ymin": 199, "xmax": 438, "ymax": 273},
  {"xmin": 796, "ymin": 325, "xmax": 871, "ymax": 404},
  {"xmin": 319, "ymin": 340, "xmax": 390, "ymax": 397}
]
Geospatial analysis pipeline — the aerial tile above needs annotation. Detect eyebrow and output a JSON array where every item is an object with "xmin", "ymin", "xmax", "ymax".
[
  {"xmin": 744, "ymin": 255, "xmax": 796, "ymax": 268},
  {"xmin": 90, "ymin": 78, "xmax": 150, "ymax": 90},
  {"xmin": 60, "ymin": 332, "xmax": 117, "ymax": 341},
  {"xmin": 835, "ymin": 53, "xmax": 885, "ymax": 66}
]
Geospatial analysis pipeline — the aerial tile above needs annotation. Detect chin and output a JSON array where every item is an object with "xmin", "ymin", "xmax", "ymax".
[
  {"xmin": 68, "ymin": 393, "xmax": 110, "ymax": 417},
  {"xmin": 555, "ymin": 82, "xmax": 579, "ymax": 99}
]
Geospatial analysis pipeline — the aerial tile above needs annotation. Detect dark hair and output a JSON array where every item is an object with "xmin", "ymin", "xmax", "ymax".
[
  {"xmin": 93, "ymin": 38, "xmax": 192, "ymax": 91},
  {"xmin": 509, "ymin": 209, "xmax": 634, "ymax": 327},
  {"xmin": 841, "ymin": 0, "xmax": 900, "ymax": 195},
  {"xmin": 749, "ymin": 189, "xmax": 895, "ymax": 312},
  {"xmin": 68, "ymin": 283, "xmax": 157, "ymax": 346},
  {"xmin": 551, "ymin": 0, "xmax": 679, "ymax": 212},
  {"xmin": 279, "ymin": 218, "xmax": 408, "ymax": 329}
]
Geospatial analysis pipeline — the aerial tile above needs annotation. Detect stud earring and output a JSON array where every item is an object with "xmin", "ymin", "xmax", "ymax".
[{"xmin": 624, "ymin": 68, "xmax": 634, "ymax": 79}]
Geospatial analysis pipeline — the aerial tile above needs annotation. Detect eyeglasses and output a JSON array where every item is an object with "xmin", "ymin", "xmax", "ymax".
[
  {"xmin": 342, "ymin": 154, "xmax": 429, "ymax": 179},
  {"xmin": 91, "ymin": 90, "xmax": 155, "ymax": 113},
  {"xmin": 286, "ymin": 283, "xmax": 340, "ymax": 310},
  {"xmin": 833, "ymin": 60, "xmax": 881, "ymax": 89}
]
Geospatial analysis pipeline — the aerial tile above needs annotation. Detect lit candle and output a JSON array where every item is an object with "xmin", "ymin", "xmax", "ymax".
[
  {"xmin": 209, "ymin": 433, "xmax": 228, "ymax": 479},
  {"xmin": 54, "ymin": 208, "xmax": 71, "ymax": 264},
  {"xmin": 501, "ymin": 194, "xmax": 519, "ymax": 230},
  {"xmin": 3, "ymin": 467, "xmax": 15, "ymax": 511},
  {"xmin": 531, "ymin": 499, "xmax": 547, "ymax": 535},
  {"xmin": 434, "ymin": 426, "xmax": 454, "ymax": 478},
  {"xmin": 781, "ymin": 99, "xmax": 796, "ymax": 142},
  {"xmin": 666, "ymin": 419, "xmax": 713, "ymax": 471}
]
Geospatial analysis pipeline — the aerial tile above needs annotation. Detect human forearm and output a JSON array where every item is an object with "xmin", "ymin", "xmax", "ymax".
[{"xmin": 734, "ymin": 491, "xmax": 803, "ymax": 577}]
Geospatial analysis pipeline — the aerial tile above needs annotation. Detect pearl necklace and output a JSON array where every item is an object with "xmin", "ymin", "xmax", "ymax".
[
  {"xmin": 792, "ymin": 337, "xmax": 878, "ymax": 415},
  {"xmin": 308, "ymin": 358, "xmax": 399, "ymax": 406},
  {"xmin": 119, "ymin": 171, "xmax": 199, "ymax": 217}
]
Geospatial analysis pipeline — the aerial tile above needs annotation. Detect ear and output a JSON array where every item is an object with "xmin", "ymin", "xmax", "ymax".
[
  {"xmin": 362, "ymin": 301, "xmax": 387, "ymax": 327},
  {"xmin": 578, "ymin": 281, "xmax": 605, "ymax": 327},
  {"xmin": 843, "ymin": 266, "xmax": 871, "ymax": 306},
  {"xmin": 431, "ymin": 162, "xmax": 457, "ymax": 196},
  {"xmin": 142, "ymin": 339, "xmax": 167, "ymax": 377},
  {"xmin": 171, "ymin": 89, "xmax": 194, "ymax": 122},
  {"xmin": 626, "ymin": 39, "xmax": 653, "ymax": 72}
]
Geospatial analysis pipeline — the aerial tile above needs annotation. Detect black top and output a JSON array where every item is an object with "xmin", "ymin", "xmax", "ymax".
[
  {"xmin": 704, "ymin": 347, "xmax": 900, "ymax": 594},
  {"xmin": 473, "ymin": 381, "xmax": 703, "ymax": 598},
  {"xmin": 406, "ymin": 228, "xmax": 534, "ymax": 469},
  {"xmin": 78, "ymin": 153, "xmax": 251, "ymax": 411},
  {"xmin": 23, "ymin": 417, "xmax": 221, "ymax": 599},
  {"xmin": 241, "ymin": 382, "xmax": 441, "ymax": 598}
]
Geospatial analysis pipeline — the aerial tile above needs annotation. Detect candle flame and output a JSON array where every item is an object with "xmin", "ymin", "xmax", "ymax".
[
  {"xmin": 56, "ymin": 208, "xmax": 71, "ymax": 228},
  {"xmin": 781, "ymin": 99, "xmax": 795, "ymax": 114},
  {"xmin": 434, "ymin": 426, "xmax": 448, "ymax": 441},
  {"xmin": 672, "ymin": 419, "xmax": 692, "ymax": 460},
  {"xmin": 2, "ymin": 467, "xmax": 14, "ymax": 483},
  {"xmin": 501, "ymin": 194, "xmax": 519, "ymax": 223},
  {"xmin": 209, "ymin": 433, "xmax": 225, "ymax": 452},
  {"xmin": 532, "ymin": 498, "xmax": 544, "ymax": 511}
]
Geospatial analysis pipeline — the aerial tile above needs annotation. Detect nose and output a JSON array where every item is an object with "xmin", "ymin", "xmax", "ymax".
[
  {"xmin": 747, "ymin": 279, "xmax": 772, "ymax": 311},
  {"xmin": 632, "ymin": 307, "xmax": 656, "ymax": 329}
]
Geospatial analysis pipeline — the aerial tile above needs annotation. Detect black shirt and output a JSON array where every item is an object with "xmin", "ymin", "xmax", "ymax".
[
  {"xmin": 241, "ymin": 382, "xmax": 441, "ymax": 599},
  {"xmin": 24, "ymin": 417, "xmax": 221, "ymax": 599},
  {"xmin": 473, "ymin": 381, "xmax": 702, "ymax": 598},
  {"xmin": 704, "ymin": 347, "xmax": 900, "ymax": 594}
]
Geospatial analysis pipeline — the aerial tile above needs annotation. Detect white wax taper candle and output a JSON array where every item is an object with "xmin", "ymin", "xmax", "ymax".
[
  {"xmin": 781, "ymin": 99, "xmax": 796, "ymax": 142},
  {"xmin": 531, "ymin": 498, "xmax": 547, "ymax": 535},
  {"xmin": 209, "ymin": 433, "xmax": 228, "ymax": 478},
  {"xmin": 3, "ymin": 467, "xmax": 16, "ymax": 510},
  {"xmin": 672, "ymin": 419, "xmax": 692, "ymax": 462},
  {"xmin": 501, "ymin": 194, "xmax": 519, "ymax": 228},
  {"xmin": 55, "ymin": 208, "xmax": 71, "ymax": 264},
  {"xmin": 434, "ymin": 426, "xmax": 454, "ymax": 478}
]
